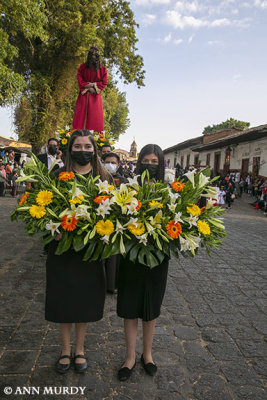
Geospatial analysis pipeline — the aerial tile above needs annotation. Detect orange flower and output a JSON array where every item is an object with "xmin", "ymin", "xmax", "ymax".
[
  {"xmin": 94, "ymin": 195, "xmax": 110, "ymax": 204},
  {"xmin": 19, "ymin": 192, "xmax": 29, "ymax": 205},
  {"xmin": 58, "ymin": 171, "xmax": 75, "ymax": 181},
  {"xmin": 171, "ymin": 180, "xmax": 185, "ymax": 192},
  {"xmin": 166, "ymin": 220, "xmax": 182, "ymax": 239},
  {"xmin": 61, "ymin": 215, "xmax": 78, "ymax": 231},
  {"xmin": 200, "ymin": 206, "xmax": 206, "ymax": 213},
  {"xmin": 136, "ymin": 200, "xmax": 142, "ymax": 211},
  {"xmin": 100, "ymin": 137, "xmax": 106, "ymax": 142}
]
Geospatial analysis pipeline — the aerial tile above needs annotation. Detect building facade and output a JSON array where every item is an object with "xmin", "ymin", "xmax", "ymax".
[{"xmin": 163, "ymin": 124, "xmax": 267, "ymax": 178}]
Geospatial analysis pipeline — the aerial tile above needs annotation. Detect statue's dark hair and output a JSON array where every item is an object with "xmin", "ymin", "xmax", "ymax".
[
  {"xmin": 85, "ymin": 47, "xmax": 100, "ymax": 70},
  {"xmin": 135, "ymin": 144, "xmax": 165, "ymax": 182}
]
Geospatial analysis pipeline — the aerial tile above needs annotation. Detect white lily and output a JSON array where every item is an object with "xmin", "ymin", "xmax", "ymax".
[
  {"xmin": 184, "ymin": 169, "xmax": 196, "ymax": 187},
  {"xmin": 206, "ymin": 198, "xmax": 217, "ymax": 209},
  {"xmin": 127, "ymin": 200, "xmax": 139, "ymax": 215},
  {"xmin": 116, "ymin": 219, "xmax": 125, "ymax": 234},
  {"xmin": 74, "ymin": 205, "xmax": 91, "ymax": 221},
  {"xmin": 126, "ymin": 175, "xmax": 140, "ymax": 190},
  {"xmin": 136, "ymin": 234, "xmax": 148, "ymax": 245},
  {"xmin": 168, "ymin": 203, "xmax": 177, "ymax": 213},
  {"xmin": 179, "ymin": 236, "xmax": 190, "ymax": 252},
  {"xmin": 184, "ymin": 233, "xmax": 201, "ymax": 251},
  {"xmin": 65, "ymin": 125, "xmax": 70, "ymax": 131},
  {"xmin": 187, "ymin": 214, "xmax": 198, "ymax": 228},
  {"xmin": 126, "ymin": 217, "xmax": 138, "ymax": 228},
  {"xmin": 101, "ymin": 235, "xmax": 110, "ymax": 244},
  {"xmin": 45, "ymin": 220, "xmax": 61, "ymax": 236},
  {"xmin": 70, "ymin": 186, "xmax": 86, "ymax": 199},
  {"xmin": 167, "ymin": 188, "xmax": 180, "ymax": 203},
  {"xmin": 96, "ymin": 199, "xmax": 112, "ymax": 217},
  {"xmin": 96, "ymin": 180, "xmax": 110, "ymax": 193},
  {"xmin": 198, "ymin": 172, "xmax": 210, "ymax": 188},
  {"xmin": 174, "ymin": 212, "xmax": 184, "ymax": 223},
  {"xmin": 66, "ymin": 204, "xmax": 77, "ymax": 218}
]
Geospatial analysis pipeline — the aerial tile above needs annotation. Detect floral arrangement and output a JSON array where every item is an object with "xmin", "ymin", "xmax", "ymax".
[
  {"xmin": 56, "ymin": 126, "xmax": 76, "ymax": 152},
  {"xmin": 56, "ymin": 126, "xmax": 115, "ymax": 154},
  {"xmin": 11, "ymin": 155, "xmax": 226, "ymax": 268},
  {"xmin": 92, "ymin": 131, "xmax": 115, "ymax": 153}
]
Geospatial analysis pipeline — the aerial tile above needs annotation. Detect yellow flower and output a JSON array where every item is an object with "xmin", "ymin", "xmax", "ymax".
[
  {"xmin": 69, "ymin": 195, "xmax": 84, "ymax": 205},
  {"xmin": 128, "ymin": 222, "xmax": 145, "ymax": 236},
  {"xmin": 29, "ymin": 205, "xmax": 46, "ymax": 219},
  {"xmin": 109, "ymin": 140, "xmax": 114, "ymax": 145},
  {"xmin": 60, "ymin": 129, "xmax": 65, "ymax": 133},
  {"xmin": 186, "ymin": 204, "xmax": 201, "ymax": 217},
  {"xmin": 112, "ymin": 184, "xmax": 137, "ymax": 214},
  {"xmin": 108, "ymin": 184, "xmax": 115, "ymax": 191},
  {"xmin": 61, "ymin": 138, "xmax": 68, "ymax": 145},
  {"xmin": 99, "ymin": 143, "xmax": 104, "ymax": 147},
  {"xmin": 197, "ymin": 220, "xmax": 211, "ymax": 235},
  {"xmin": 96, "ymin": 220, "xmax": 114, "ymax": 236},
  {"xmin": 149, "ymin": 200, "xmax": 163, "ymax": 208},
  {"xmin": 36, "ymin": 190, "xmax": 53, "ymax": 206}
]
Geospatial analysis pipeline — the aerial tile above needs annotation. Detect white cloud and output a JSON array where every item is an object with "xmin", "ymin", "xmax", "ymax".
[
  {"xmin": 173, "ymin": 38, "xmax": 183, "ymax": 45},
  {"xmin": 253, "ymin": 0, "xmax": 267, "ymax": 9},
  {"xmin": 141, "ymin": 13, "xmax": 157, "ymax": 25},
  {"xmin": 164, "ymin": 33, "xmax": 172, "ymax": 42},
  {"xmin": 175, "ymin": 1, "xmax": 202, "ymax": 13},
  {"xmin": 233, "ymin": 74, "xmax": 242, "ymax": 82},
  {"xmin": 136, "ymin": 0, "xmax": 171, "ymax": 6},
  {"xmin": 188, "ymin": 34, "xmax": 195, "ymax": 43},
  {"xmin": 207, "ymin": 40, "xmax": 224, "ymax": 46}
]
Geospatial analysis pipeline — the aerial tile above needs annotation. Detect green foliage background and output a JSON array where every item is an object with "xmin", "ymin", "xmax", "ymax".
[
  {"xmin": 202, "ymin": 118, "xmax": 250, "ymax": 135},
  {"xmin": 1, "ymin": 0, "xmax": 145, "ymax": 150}
]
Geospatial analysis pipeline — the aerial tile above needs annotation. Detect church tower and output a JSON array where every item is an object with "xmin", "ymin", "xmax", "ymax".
[{"xmin": 129, "ymin": 138, "xmax": 137, "ymax": 158}]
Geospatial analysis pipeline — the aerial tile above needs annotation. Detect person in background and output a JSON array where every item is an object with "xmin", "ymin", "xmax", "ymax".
[
  {"xmin": 100, "ymin": 144, "xmax": 112, "ymax": 159},
  {"xmin": 217, "ymin": 186, "xmax": 226, "ymax": 206},
  {"xmin": 102, "ymin": 152, "xmax": 128, "ymax": 186},
  {"xmin": 37, "ymin": 138, "xmax": 64, "ymax": 170},
  {"xmin": 0, "ymin": 162, "xmax": 7, "ymax": 196},
  {"xmin": 102, "ymin": 152, "xmax": 127, "ymax": 294}
]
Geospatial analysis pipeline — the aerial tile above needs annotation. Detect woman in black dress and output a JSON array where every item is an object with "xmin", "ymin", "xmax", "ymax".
[
  {"xmin": 117, "ymin": 144, "xmax": 169, "ymax": 381},
  {"xmin": 45, "ymin": 129, "xmax": 110, "ymax": 373}
]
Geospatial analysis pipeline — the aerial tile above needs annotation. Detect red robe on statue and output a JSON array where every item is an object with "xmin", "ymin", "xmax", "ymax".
[{"xmin": 72, "ymin": 63, "xmax": 107, "ymax": 132}]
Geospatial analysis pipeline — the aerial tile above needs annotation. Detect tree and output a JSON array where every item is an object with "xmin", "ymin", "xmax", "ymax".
[
  {"xmin": 202, "ymin": 118, "xmax": 250, "ymax": 135},
  {"xmin": 0, "ymin": 0, "xmax": 48, "ymax": 105},
  {"xmin": 2, "ymin": 0, "xmax": 145, "ymax": 151}
]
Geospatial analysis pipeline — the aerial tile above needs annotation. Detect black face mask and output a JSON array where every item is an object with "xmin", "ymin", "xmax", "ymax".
[
  {"xmin": 71, "ymin": 151, "xmax": 94, "ymax": 166},
  {"xmin": 140, "ymin": 163, "xmax": 159, "ymax": 178},
  {"xmin": 48, "ymin": 145, "xmax": 57, "ymax": 155}
]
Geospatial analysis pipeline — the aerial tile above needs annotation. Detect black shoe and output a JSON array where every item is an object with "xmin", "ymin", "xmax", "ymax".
[
  {"xmin": 56, "ymin": 354, "xmax": 72, "ymax": 374},
  {"xmin": 74, "ymin": 354, "xmax": 88, "ymax": 373},
  {"xmin": 117, "ymin": 361, "xmax": 136, "ymax": 381},
  {"xmin": 141, "ymin": 354, "xmax": 157, "ymax": 376}
]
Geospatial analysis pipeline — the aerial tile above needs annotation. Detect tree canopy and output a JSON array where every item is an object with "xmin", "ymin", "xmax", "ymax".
[
  {"xmin": 1, "ymin": 0, "xmax": 145, "ymax": 150},
  {"xmin": 202, "ymin": 118, "xmax": 250, "ymax": 135}
]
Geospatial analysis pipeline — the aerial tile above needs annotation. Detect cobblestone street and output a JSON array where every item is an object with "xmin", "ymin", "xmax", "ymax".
[{"xmin": 0, "ymin": 194, "xmax": 266, "ymax": 400}]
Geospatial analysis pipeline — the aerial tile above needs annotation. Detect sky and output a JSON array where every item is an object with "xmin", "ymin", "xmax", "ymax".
[{"xmin": 1, "ymin": 0, "xmax": 267, "ymax": 153}]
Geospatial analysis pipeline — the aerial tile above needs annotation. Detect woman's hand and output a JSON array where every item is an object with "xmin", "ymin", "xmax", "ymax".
[{"xmin": 55, "ymin": 233, "xmax": 62, "ymax": 241}]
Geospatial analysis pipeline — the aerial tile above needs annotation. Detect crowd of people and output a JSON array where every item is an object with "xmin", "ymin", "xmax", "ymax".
[{"xmin": 0, "ymin": 150, "xmax": 24, "ymax": 197}]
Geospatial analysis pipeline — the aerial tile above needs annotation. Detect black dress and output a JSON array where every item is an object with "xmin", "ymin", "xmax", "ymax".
[
  {"xmin": 117, "ymin": 256, "xmax": 169, "ymax": 322},
  {"xmin": 45, "ymin": 169, "xmax": 106, "ymax": 323},
  {"xmin": 45, "ymin": 241, "xmax": 106, "ymax": 323}
]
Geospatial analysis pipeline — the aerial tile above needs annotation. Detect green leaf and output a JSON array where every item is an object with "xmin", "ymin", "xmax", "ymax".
[
  {"xmin": 83, "ymin": 242, "xmax": 97, "ymax": 261},
  {"xmin": 55, "ymin": 233, "xmax": 72, "ymax": 255},
  {"xmin": 73, "ymin": 235, "xmax": 86, "ymax": 252}
]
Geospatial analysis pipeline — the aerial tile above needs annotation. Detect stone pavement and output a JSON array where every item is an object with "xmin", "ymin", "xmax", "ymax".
[{"xmin": 0, "ymin": 193, "xmax": 266, "ymax": 400}]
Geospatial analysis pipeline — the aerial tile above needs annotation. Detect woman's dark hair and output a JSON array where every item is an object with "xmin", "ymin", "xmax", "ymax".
[
  {"xmin": 85, "ymin": 47, "xmax": 100, "ymax": 70},
  {"xmin": 135, "ymin": 144, "xmax": 165, "ymax": 182},
  {"xmin": 64, "ymin": 130, "xmax": 110, "ymax": 181}
]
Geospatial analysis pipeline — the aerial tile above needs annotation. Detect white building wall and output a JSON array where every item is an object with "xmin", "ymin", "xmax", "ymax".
[{"xmin": 164, "ymin": 136, "xmax": 267, "ymax": 177}]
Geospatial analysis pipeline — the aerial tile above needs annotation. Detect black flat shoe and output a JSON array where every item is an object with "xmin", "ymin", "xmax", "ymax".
[
  {"xmin": 74, "ymin": 354, "xmax": 88, "ymax": 373},
  {"xmin": 56, "ymin": 354, "xmax": 72, "ymax": 374},
  {"xmin": 141, "ymin": 354, "xmax": 157, "ymax": 376},
  {"xmin": 117, "ymin": 361, "xmax": 136, "ymax": 381}
]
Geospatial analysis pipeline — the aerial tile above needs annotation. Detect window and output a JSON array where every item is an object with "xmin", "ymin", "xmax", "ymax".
[
  {"xmin": 194, "ymin": 155, "xmax": 199, "ymax": 166},
  {"xmin": 181, "ymin": 156, "xmax": 184, "ymax": 168},
  {"xmin": 206, "ymin": 153, "xmax": 210, "ymax": 166}
]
